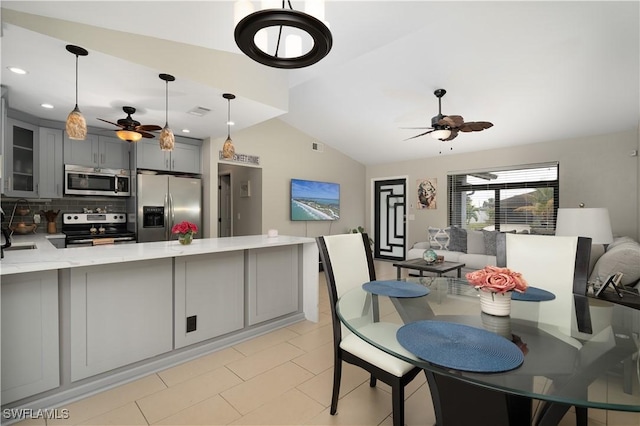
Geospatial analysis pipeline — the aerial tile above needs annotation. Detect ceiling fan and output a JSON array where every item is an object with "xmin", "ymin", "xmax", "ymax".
[
  {"xmin": 98, "ymin": 106, "xmax": 162, "ymax": 142},
  {"xmin": 403, "ymin": 89, "xmax": 493, "ymax": 141}
]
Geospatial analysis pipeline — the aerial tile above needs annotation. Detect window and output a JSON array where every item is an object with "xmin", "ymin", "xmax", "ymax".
[{"xmin": 447, "ymin": 163, "xmax": 559, "ymax": 233}]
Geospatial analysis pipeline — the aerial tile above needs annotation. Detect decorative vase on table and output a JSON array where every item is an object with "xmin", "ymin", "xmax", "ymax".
[
  {"xmin": 479, "ymin": 290, "xmax": 512, "ymax": 317},
  {"xmin": 423, "ymin": 249, "xmax": 438, "ymax": 264},
  {"xmin": 465, "ymin": 265, "xmax": 528, "ymax": 317}
]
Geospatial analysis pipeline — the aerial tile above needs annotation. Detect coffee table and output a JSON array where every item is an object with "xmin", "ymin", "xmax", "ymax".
[{"xmin": 393, "ymin": 258, "xmax": 465, "ymax": 279}]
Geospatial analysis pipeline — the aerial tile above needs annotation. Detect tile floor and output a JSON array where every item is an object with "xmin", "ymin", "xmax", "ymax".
[{"xmin": 13, "ymin": 261, "xmax": 639, "ymax": 426}]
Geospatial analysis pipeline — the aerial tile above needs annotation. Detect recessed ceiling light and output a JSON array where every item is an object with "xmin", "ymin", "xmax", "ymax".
[
  {"xmin": 8, "ymin": 66, "xmax": 27, "ymax": 75},
  {"xmin": 181, "ymin": 129, "xmax": 190, "ymax": 133},
  {"xmin": 41, "ymin": 103, "xmax": 54, "ymax": 109}
]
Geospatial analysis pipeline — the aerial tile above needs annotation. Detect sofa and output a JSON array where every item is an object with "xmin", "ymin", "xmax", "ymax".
[{"xmin": 407, "ymin": 226, "xmax": 640, "ymax": 287}]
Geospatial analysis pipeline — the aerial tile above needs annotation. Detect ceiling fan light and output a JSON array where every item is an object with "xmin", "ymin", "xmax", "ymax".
[
  {"xmin": 116, "ymin": 129, "xmax": 142, "ymax": 142},
  {"xmin": 431, "ymin": 129, "xmax": 451, "ymax": 140},
  {"xmin": 66, "ymin": 106, "xmax": 87, "ymax": 140},
  {"xmin": 159, "ymin": 125, "xmax": 175, "ymax": 151}
]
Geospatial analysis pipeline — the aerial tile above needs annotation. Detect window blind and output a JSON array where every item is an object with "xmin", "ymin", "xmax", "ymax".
[{"xmin": 447, "ymin": 163, "xmax": 559, "ymax": 233}]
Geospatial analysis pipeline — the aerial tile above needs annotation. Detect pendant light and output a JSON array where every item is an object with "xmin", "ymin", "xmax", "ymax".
[
  {"xmin": 235, "ymin": 0, "xmax": 332, "ymax": 69},
  {"xmin": 158, "ymin": 73, "xmax": 176, "ymax": 151},
  {"xmin": 65, "ymin": 45, "xmax": 89, "ymax": 140},
  {"xmin": 222, "ymin": 93, "xmax": 236, "ymax": 160}
]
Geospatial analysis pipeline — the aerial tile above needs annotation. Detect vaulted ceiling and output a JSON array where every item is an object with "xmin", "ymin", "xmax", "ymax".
[{"xmin": 1, "ymin": 1, "xmax": 638, "ymax": 165}]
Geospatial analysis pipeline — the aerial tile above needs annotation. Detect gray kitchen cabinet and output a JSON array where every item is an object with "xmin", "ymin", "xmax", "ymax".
[
  {"xmin": 38, "ymin": 127, "xmax": 64, "ymax": 198},
  {"xmin": 246, "ymin": 246, "xmax": 300, "ymax": 326},
  {"xmin": 69, "ymin": 259, "xmax": 173, "ymax": 381},
  {"xmin": 174, "ymin": 251, "xmax": 244, "ymax": 349},
  {"xmin": 136, "ymin": 137, "xmax": 201, "ymax": 173},
  {"xmin": 64, "ymin": 134, "xmax": 129, "ymax": 169},
  {"xmin": 1, "ymin": 270, "xmax": 59, "ymax": 403},
  {"xmin": 3, "ymin": 118, "xmax": 39, "ymax": 197}
]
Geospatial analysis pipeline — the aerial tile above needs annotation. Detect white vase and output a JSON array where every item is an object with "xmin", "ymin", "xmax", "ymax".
[{"xmin": 479, "ymin": 290, "xmax": 512, "ymax": 316}]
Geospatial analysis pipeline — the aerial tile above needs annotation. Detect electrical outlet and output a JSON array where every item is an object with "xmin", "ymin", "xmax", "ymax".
[
  {"xmin": 33, "ymin": 214, "xmax": 41, "ymax": 224},
  {"xmin": 186, "ymin": 315, "xmax": 197, "ymax": 333}
]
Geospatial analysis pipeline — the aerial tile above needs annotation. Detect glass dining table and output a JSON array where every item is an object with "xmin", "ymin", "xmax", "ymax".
[{"xmin": 336, "ymin": 277, "xmax": 640, "ymax": 426}]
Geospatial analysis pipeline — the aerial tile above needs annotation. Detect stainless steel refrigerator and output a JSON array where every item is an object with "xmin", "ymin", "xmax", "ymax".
[{"xmin": 136, "ymin": 174, "xmax": 202, "ymax": 242}]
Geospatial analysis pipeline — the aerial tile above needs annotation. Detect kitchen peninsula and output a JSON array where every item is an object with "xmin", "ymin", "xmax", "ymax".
[{"xmin": 1, "ymin": 234, "xmax": 318, "ymax": 413}]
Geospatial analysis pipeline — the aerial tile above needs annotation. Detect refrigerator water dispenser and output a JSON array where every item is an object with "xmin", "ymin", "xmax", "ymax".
[{"xmin": 143, "ymin": 206, "xmax": 165, "ymax": 228}]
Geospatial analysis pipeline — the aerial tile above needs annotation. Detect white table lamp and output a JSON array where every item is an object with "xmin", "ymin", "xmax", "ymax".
[{"xmin": 555, "ymin": 207, "xmax": 613, "ymax": 245}]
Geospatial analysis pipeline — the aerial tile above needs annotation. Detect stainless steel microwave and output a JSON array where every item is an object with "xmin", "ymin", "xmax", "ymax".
[{"xmin": 64, "ymin": 164, "xmax": 131, "ymax": 197}]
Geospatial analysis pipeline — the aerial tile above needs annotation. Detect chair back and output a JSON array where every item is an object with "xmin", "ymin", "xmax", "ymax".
[
  {"xmin": 317, "ymin": 233, "xmax": 376, "ymax": 340},
  {"xmin": 502, "ymin": 233, "xmax": 591, "ymax": 333}
]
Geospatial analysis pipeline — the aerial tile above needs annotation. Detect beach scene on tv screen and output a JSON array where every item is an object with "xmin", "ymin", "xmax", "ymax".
[{"xmin": 291, "ymin": 179, "xmax": 340, "ymax": 221}]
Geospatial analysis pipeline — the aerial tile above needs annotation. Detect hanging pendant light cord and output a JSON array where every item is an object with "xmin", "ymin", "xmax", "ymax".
[
  {"xmin": 274, "ymin": 0, "xmax": 295, "ymax": 58},
  {"xmin": 165, "ymin": 80, "xmax": 169, "ymax": 126},
  {"xmin": 74, "ymin": 54, "xmax": 79, "ymax": 107},
  {"xmin": 227, "ymin": 99, "xmax": 231, "ymax": 139}
]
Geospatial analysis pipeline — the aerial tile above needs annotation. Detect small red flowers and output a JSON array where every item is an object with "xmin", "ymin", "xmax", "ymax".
[
  {"xmin": 171, "ymin": 221, "xmax": 198, "ymax": 236},
  {"xmin": 466, "ymin": 266, "xmax": 528, "ymax": 294}
]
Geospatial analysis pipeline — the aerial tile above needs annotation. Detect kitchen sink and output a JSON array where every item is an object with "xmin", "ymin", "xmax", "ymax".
[{"xmin": 5, "ymin": 244, "xmax": 37, "ymax": 251}]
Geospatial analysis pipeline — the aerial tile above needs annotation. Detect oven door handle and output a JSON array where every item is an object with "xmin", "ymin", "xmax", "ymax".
[{"xmin": 67, "ymin": 236, "xmax": 135, "ymax": 245}]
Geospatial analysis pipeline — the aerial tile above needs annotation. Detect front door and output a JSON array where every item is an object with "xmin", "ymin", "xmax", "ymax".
[{"xmin": 373, "ymin": 178, "xmax": 407, "ymax": 260}]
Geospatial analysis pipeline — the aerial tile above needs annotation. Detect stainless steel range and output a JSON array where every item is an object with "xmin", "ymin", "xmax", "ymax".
[{"xmin": 62, "ymin": 213, "xmax": 136, "ymax": 247}]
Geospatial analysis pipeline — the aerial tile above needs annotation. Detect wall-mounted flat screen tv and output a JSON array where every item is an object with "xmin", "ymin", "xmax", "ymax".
[{"xmin": 291, "ymin": 178, "xmax": 340, "ymax": 221}]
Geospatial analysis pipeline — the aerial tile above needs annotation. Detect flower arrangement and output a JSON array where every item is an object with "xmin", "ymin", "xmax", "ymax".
[
  {"xmin": 172, "ymin": 221, "xmax": 198, "ymax": 245},
  {"xmin": 172, "ymin": 221, "xmax": 198, "ymax": 236},
  {"xmin": 466, "ymin": 266, "xmax": 528, "ymax": 294}
]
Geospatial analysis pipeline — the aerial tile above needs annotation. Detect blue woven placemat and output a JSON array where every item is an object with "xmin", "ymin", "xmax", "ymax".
[
  {"xmin": 362, "ymin": 280, "xmax": 430, "ymax": 298},
  {"xmin": 512, "ymin": 286, "xmax": 555, "ymax": 302},
  {"xmin": 396, "ymin": 320, "xmax": 524, "ymax": 372}
]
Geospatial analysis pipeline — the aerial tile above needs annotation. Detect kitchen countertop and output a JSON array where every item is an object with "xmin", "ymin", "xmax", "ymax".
[{"xmin": 1, "ymin": 234, "xmax": 316, "ymax": 276}]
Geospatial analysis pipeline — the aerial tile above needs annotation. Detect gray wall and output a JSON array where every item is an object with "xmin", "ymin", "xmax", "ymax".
[
  {"xmin": 203, "ymin": 118, "xmax": 366, "ymax": 239},
  {"xmin": 366, "ymin": 128, "xmax": 640, "ymax": 248}
]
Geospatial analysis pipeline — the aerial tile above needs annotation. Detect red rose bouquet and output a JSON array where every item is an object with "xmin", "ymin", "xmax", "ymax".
[
  {"xmin": 171, "ymin": 221, "xmax": 198, "ymax": 237},
  {"xmin": 466, "ymin": 266, "xmax": 528, "ymax": 294}
]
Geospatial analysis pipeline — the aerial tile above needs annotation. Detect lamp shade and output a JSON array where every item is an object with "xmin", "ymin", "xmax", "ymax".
[
  {"xmin": 159, "ymin": 126, "xmax": 175, "ymax": 151},
  {"xmin": 555, "ymin": 208, "xmax": 613, "ymax": 244},
  {"xmin": 66, "ymin": 106, "xmax": 87, "ymax": 140},
  {"xmin": 116, "ymin": 130, "xmax": 143, "ymax": 142},
  {"xmin": 431, "ymin": 129, "xmax": 451, "ymax": 140}
]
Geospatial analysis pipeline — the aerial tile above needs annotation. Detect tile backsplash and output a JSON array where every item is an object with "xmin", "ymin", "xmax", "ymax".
[{"xmin": 1, "ymin": 197, "xmax": 127, "ymax": 234}]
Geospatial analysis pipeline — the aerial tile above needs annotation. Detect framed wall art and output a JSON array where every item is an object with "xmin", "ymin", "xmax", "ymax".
[{"xmin": 417, "ymin": 178, "xmax": 437, "ymax": 209}]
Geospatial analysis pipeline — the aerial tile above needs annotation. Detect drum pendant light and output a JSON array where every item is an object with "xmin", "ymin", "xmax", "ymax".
[
  {"xmin": 65, "ymin": 45, "xmax": 89, "ymax": 140},
  {"xmin": 221, "ymin": 94, "xmax": 236, "ymax": 160},
  {"xmin": 158, "ymin": 73, "xmax": 176, "ymax": 151},
  {"xmin": 235, "ymin": 0, "xmax": 332, "ymax": 69}
]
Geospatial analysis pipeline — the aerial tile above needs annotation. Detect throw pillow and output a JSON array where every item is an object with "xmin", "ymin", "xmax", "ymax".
[
  {"xmin": 428, "ymin": 226, "xmax": 450, "ymax": 250},
  {"xmin": 448, "ymin": 226, "xmax": 467, "ymax": 253},
  {"xmin": 482, "ymin": 230, "xmax": 516, "ymax": 256},
  {"xmin": 482, "ymin": 230, "xmax": 500, "ymax": 256},
  {"xmin": 466, "ymin": 230, "xmax": 486, "ymax": 255}
]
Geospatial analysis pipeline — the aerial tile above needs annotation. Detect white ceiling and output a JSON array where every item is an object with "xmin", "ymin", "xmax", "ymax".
[{"xmin": 1, "ymin": 1, "xmax": 638, "ymax": 165}]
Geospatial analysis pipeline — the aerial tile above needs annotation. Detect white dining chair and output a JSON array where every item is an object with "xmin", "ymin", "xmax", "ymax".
[{"xmin": 316, "ymin": 232, "xmax": 422, "ymax": 426}]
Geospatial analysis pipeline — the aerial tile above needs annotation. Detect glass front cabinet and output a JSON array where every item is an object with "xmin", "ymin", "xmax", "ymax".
[{"xmin": 4, "ymin": 118, "xmax": 39, "ymax": 198}]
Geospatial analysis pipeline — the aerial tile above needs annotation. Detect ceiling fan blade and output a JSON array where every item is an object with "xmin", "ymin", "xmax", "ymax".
[
  {"xmin": 403, "ymin": 129, "xmax": 435, "ymax": 141},
  {"xmin": 399, "ymin": 127, "xmax": 433, "ymax": 130},
  {"xmin": 97, "ymin": 118, "xmax": 125, "ymax": 128},
  {"xmin": 459, "ymin": 121, "xmax": 494, "ymax": 132},
  {"xmin": 137, "ymin": 124, "xmax": 162, "ymax": 132},
  {"xmin": 438, "ymin": 115, "xmax": 464, "ymax": 128},
  {"xmin": 139, "ymin": 131, "xmax": 156, "ymax": 138},
  {"xmin": 442, "ymin": 129, "xmax": 459, "ymax": 141}
]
